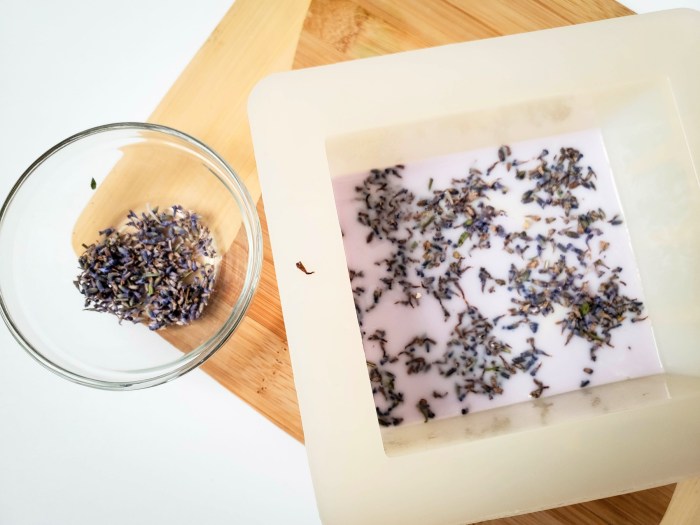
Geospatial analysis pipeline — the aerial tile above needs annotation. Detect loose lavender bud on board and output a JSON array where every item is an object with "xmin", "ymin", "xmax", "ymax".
[{"xmin": 74, "ymin": 205, "xmax": 218, "ymax": 330}]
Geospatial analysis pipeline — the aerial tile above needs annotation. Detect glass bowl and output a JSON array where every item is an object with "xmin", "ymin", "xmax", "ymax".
[{"xmin": 0, "ymin": 122, "xmax": 262, "ymax": 389}]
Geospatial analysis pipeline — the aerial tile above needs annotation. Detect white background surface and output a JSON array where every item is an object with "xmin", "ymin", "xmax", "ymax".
[{"xmin": 1, "ymin": 1, "xmax": 698, "ymax": 524}]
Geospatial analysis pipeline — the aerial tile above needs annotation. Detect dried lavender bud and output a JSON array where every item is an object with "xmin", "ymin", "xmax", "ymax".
[
  {"xmin": 498, "ymin": 145, "xmax": 511, "ymax": 162},
  {"xmin": 369, "ymin": 360, "xmax": 404, "ymax": 427},
  {"xmin": 74, "ymin": 205, "xmax": 217, "ymax": 330},
  {"xmin": 417, "ymin": 398, "xmax": 435, "ymax": 422},
  {"xmin": 296, "ymin": 261, "xmax": 315, "ymax": 275}
]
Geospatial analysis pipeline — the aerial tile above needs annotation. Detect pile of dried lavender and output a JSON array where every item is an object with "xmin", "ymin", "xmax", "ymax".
[
  {"xmin": 347, "ymin": 145, "xmax": 649, "ymax": 427},
  {"xmin": 74, "ymin": 205, "xmax": 217, "ymax": 330}
]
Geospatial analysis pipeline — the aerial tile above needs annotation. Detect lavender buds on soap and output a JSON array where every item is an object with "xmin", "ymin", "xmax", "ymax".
[
  {"xmin": 74, "ymin": 205, "xmax": 217, "ymax": 330},
  {"xmin": 333, "ymin": 131, "xmax": 661, "ymax": 428}
]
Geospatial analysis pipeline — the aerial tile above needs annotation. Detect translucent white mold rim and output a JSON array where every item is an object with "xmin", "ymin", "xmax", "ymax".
[{"xmin": 249, "ymin": 10, "xmax": 700, "ymax": 525}]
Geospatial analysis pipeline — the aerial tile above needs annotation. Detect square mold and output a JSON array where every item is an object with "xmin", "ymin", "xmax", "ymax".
[{"xmin": 249, "ymin": 10, "xmax": 700, "ymax": 524}]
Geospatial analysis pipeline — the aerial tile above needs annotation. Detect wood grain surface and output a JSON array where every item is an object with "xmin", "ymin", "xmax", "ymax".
[
  {"xmin": 73, "ymin": 0, "xmax": 311, "ymax": 441},
  {"xmin": 661, "ymin": 479, "xmax": 700, "ymax": 525},
  {"xmin": 74, "ymin": 0, "xmax": 694, "ymax": 522}
]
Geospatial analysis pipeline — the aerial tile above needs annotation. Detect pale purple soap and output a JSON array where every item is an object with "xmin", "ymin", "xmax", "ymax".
[{"xmin": 332, "ymin": 129, "xmax": 662, "ymax": 428}]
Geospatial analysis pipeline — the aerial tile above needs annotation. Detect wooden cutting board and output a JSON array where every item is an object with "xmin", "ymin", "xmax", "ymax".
[{"xmin": 74, "ymin": 0, "xmax": 691, "ymax": 522}]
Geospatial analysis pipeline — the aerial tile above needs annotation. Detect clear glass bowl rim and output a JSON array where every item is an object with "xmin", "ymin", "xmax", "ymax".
[{"xmin": 0, "ymin": 122, "xmax": 263, "ymax": 390}]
